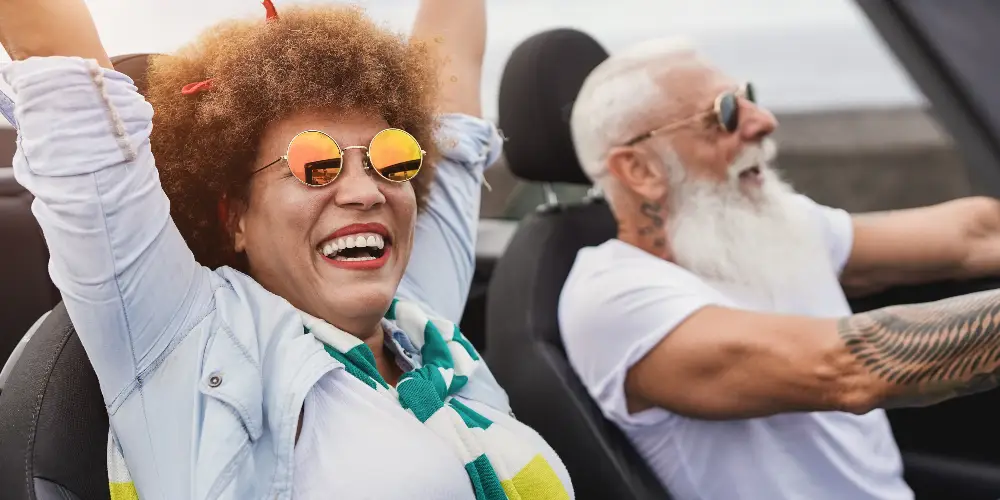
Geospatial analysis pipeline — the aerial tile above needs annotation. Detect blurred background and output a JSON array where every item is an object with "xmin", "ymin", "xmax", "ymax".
[{"xmin": 0, "ymin": 0, "xmax": 968, "ymax": 218}]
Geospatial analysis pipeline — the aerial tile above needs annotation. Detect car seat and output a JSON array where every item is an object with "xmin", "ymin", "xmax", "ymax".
[
  {"xmin": 0, "ymin": 54, "xmax": 156, "ymax": 500},
  {"xmin": 484, "ymin": 29, "xmax": 673, "ymax": 500},
  {"xmin": 0, "ymin": 158, "xmax": 58, "ymax": 367}
]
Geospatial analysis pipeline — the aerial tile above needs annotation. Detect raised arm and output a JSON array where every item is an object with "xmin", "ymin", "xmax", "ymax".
[
  {"xmin": 398, "ymin": 0, "xmax": 501, "ymax": 322},
  {"xmin": 628, "ymin": 290, "xmax": 1000, "ymax": 419},
  {"xmin": 411, "ymin": 0, "xmax": 488, "ymax": 117},
  {"xmin": 0, "ymin": 0, "xmax": 210, "ymax": 402},
  {"xmin": 0, "ymin": 0, "xmax": 112, "ymax": 69}
]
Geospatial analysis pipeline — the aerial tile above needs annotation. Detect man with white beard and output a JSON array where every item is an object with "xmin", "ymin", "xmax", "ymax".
[{"xmin": 559, "ymin": 38, "xmax": 1000, "ymax": 500}]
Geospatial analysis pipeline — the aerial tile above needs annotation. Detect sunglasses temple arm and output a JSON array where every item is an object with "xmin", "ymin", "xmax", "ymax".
[
  {"xmin": 253, "ymin": 156, "xmax": 285, "ymax": 175},
  {"xmin": 624, "ymin": 131, "xmax": 653, "ymax": 147}
]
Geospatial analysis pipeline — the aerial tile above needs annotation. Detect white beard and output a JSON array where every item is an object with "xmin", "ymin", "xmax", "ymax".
[{"xmin": 664, "ymin": 140, "xmax": 831, "ymax": 299}]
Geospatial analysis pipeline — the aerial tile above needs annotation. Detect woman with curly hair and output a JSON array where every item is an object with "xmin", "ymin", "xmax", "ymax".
[{"xmin": 0, "ymin": 0, "xmax": 573, "ymax": 498}]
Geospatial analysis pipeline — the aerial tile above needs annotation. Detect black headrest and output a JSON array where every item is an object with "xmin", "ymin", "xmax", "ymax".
[
  {"xmin": 498, "ymin": 29, "xmax": 609, "ymax": 185},
  {"xmin": 0, "ymin": 127, "xmax": 15, "ymax": 167},
  {"xmin": 110, "ymin": 53, "xmax": 157, "ymax": 96}
]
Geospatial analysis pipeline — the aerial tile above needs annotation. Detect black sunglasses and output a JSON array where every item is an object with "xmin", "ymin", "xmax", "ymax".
[{"xmin": 624, "ymin": 82, "xmax": 756, "ymax": 146}]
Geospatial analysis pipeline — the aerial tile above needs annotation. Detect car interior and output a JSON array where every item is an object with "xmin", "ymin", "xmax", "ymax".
[
  {"xmin": 2, "ymin": 1, "xmax": 1000, "ymax": 499},
  {"xmin": 842, "ymin": 2, "xmax": 1000, "ymax": 498},
  {"xmin": 0, "ymin": 148, "xmax": 54, "ymax": 375},
  {"xmin": 484, "ymin": 28, "xmax": 671, "ymax": 500}
]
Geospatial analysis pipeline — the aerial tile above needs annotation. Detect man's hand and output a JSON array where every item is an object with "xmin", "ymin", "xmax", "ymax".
[
  {"xmin": 411, "ymin": 0, "xmax": 487, "ymax": 117},
  {"xmin": 841, "ymin": 196, "xmax": 1000, "ymax": 297},
  {"xmin": 0, "ymin": 0, "xmax": 111, "ymax": 69}
]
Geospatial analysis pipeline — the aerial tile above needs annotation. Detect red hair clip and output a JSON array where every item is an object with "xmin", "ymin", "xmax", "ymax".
[
  {"xmin": 217, "ymin": 195, "xmax": 230, "ymax": 227},
  {"xmin": 180, "ymin": 2, "xmax": 276, "ymax": 95},
  {"xmin": 181, "ymin": 78, "xmax": 214, "ymax": 95},
  {"xmin": 263, "ymin": 0, "xmax": 279, "ymax": 21}
]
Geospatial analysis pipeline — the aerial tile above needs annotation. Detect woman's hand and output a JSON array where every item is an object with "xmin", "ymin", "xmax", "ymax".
[
  {"xmin": 411, "ymin": 0, "xmax": 487, "ymax": 117},
  {"xmin": 0, "ymin": 0, "xmax": 112, "ymax": 69}
]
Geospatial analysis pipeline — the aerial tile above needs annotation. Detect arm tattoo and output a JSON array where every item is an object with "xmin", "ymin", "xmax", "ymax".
[{"xmin": 838, "ymin": 289, "xmax": 1000, "ymax": 408}]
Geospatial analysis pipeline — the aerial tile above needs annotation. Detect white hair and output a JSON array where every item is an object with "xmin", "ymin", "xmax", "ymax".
[
  {"xmin": 573, "ymin": 40, "xmax": 830, "ymax": 301},
  {"xmin": 570, "ymin": 37, "xmax": 700, "ymax": 187},
  {"xmin": 659, "ymin": 140, "xmax": 832, "ymax": 302}
]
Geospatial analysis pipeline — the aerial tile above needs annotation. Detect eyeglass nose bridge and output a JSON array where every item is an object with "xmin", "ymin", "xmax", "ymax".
[{"xmin": 339, "ymin": 144, "xmax": 374, "ymax": 171}]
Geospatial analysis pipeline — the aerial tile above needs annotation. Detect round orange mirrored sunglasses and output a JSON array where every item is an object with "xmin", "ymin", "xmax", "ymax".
[{"xmin": 253, "ymin": 128, "xmax": 426, "ymax": 186}]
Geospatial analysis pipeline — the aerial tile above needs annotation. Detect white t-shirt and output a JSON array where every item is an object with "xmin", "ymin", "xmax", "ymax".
[
  {"xmin": 558, "ymin": 195, "xmax": 913, "ymax": 500},
  {"xmin": 292, "ymin": 331, "xmax": 574, "ymax": 499}
]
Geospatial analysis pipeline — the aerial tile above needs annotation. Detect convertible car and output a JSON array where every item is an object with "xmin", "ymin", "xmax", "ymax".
[{"xmin": 1, "ymin": 1, "xmax": 999, "ymax": 499}]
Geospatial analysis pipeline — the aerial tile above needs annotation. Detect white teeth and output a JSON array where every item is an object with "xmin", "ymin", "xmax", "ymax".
[
  {"xmin": 334, "ymin": 255, "xmax": 376, "ymax": 262},
  {"xmin": 319, "ymin": 232, "xmax": 387, "ymax": 258}
]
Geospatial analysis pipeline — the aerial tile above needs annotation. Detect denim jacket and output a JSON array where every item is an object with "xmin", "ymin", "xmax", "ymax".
[{"xmin": 4, "ymin": 56, "xmax": 510, "ymax": 499}]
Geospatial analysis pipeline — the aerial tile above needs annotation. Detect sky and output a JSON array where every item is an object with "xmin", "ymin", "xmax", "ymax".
[{"xmin": 1, "ymin": 0, "xmax": 927, "ymax": 118}]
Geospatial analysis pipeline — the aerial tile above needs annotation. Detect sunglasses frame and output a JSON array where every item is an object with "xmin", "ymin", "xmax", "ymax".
[
  {"xmin": 253, "ymin": 127, "xmax": 427, "ymax": 187},
  {"xmin": 622, "ymin": 82, "xmax": 755, "ymax": 147}
]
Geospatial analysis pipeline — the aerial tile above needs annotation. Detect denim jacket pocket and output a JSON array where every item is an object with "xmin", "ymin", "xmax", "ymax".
[
  {"xmin": 199, "ymin": 326, "xmax": 264, "ymax": 441},
  {"xmin": 195, "ymin": 326, "xmax": 265, "ymax": 499}
]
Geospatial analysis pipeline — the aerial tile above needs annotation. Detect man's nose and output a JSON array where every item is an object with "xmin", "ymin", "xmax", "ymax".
[
  {"xmin": 738, "ymin": 100, "xmax": 778, "ymax": 143},
  {"xmin": 333, "ymin": 153, "xmax": 386, "ymax": 210}
]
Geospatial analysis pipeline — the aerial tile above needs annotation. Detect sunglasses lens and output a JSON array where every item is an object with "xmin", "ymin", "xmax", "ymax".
[
  {"xmin": 287, "ymin": 131, "xmax": 342, "ymax": 186},
  {"xmin": 717, "ymin": 93, "xmax": 739, "ymax": 133},
  {"xmin": 744, "ymin": 82, "xmax": 756, "ymax": 104},
  {"xmin": 368, "ymin": 129, "xmax": 423, "ymax": 182}
]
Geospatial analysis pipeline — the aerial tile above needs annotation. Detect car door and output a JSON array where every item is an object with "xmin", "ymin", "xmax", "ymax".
[{"xmin": 851, "ymin": 1, "xmax": 1000, "ymax": 498}]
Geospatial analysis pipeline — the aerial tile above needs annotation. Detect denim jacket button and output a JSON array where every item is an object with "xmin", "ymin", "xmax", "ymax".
[{"xmin": 208, "ymin": 372, "xmax": 223, "ymax": 388}]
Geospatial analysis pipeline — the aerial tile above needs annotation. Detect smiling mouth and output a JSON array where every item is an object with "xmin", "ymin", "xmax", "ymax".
[
  {"xmin": 739, "ymin": 165, "xmax": 762, "ymax": 183},
  {"xmin": 319, "ymin": 232, "xmax": 388, "ymax": 262}
]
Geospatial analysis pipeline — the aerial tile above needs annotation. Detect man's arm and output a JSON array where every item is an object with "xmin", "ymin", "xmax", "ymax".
[
  {"xmin": 411, "ymin": 0, "xmax": 487, "ymax": 117},
  {"xmin": 628, "ymin": 289, "xmax": 1000, "ymax": 419},
  {"xmin": 840, "ymin": 196, "xmax": 1000, "ymax": 297}
]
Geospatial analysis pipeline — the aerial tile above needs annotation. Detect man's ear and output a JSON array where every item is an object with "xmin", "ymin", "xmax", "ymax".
[{"xmin": 606, "ymin": 146, "xmax": 669, "ymax": 200}]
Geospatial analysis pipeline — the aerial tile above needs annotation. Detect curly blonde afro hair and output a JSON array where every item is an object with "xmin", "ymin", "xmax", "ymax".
[{"xmin": 146, "ymin": 4, "xmax": 440, "ymax": 270}]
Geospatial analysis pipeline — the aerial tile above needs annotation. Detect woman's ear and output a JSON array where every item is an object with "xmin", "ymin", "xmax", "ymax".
[
  {"xmin": 606, "ymin": 146, "xmax": 670, "ymax": 201},
  {"xmin": 221, "ymin": 196, "xmax": 249, "ymax": 253}
]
